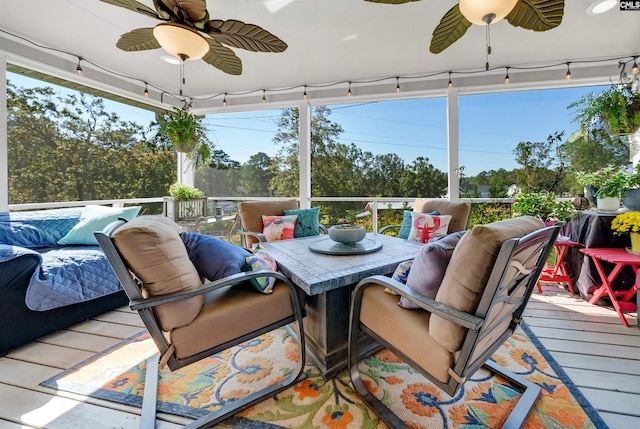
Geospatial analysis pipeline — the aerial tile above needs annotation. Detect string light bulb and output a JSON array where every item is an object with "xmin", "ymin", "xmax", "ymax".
[
  {"xmin": 504, "ymin": 67, "xmax": 510, "ymax": 84},
  {"xmin": 632, "ymin": 57, "xmax": 639, "ymax": 74},
  {"xmin": 143, "ymin": 82, "xmax": 148, "ymax": 97},
  {"xmin": 76, "ymin": 57, "xmax": 83, "ymax": 76},
  {"xmin": 347, "ymin": 81, "xmax": 352, "ymax": 96},
  {"xmin": 303, "ymin": 85, "xmax": 308, "ymax": 100},
  {"xmin": 262, "ymin": 90, "xmax": 266, "ymax": 103},
  {"xmin": 565, "ymin": 62, "xmax": 572, "ymax": 80},
  {"xmin": 222, "ymin": 93, "xmax": 227, "ymax": 107},
  {"xmin": 447, "ymin": 72, "xmax": 452, "ymax": 88},
  {"xmin": 396, "ymin": 77, "xmax": 400, "ymax": 93}
]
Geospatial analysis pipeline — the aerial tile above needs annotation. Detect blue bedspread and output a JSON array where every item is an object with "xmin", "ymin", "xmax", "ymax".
[{"xmin": 0, "ymin": 244, "xmax": 122, "ymax": 311}]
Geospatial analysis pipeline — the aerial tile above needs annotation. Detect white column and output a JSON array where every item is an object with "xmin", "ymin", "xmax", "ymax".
[
  {"xmin": 446, "ymin": 87, "xmax": 460, "ymax": 201},
  {"xmin": 299, "ymin": 102, "xmax": 311, "ymax": 209},
  {"xmin": 0, "ymin": 53, "xmax": 8, "ymax": 211},
  {"xmin": 630, "ymin": 130, "xmax": 640, "ymax": 169},
  {"xmin": 177, "ymin": 152, "xmax": 195, "ymax": 187}
]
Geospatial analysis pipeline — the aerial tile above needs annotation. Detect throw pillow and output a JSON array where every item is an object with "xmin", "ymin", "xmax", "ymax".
[
  {"xmin": 398, "ymin": 210, "xmax": 439, "ymax": 239},
  {"xmin": 407, "ymin": 213, "xmax": 451, "ymax": 243},
  {"xmin": 399, "ymin": 231, "xmax": 466, "ymax": 309},
  {"xmin": 58, "ymin": 205, "xmax": 141, "ymax": 245},
  {"xmin": 283, "ymin": 207, "xmax": 321, "ymax": 237},
  {"xmin": 262, "ymin": 215, "xmax": 297, "ymax": 241},
  {"xmin": 384, "ymin": 259, "xmax": 413, "ymax": 295},
  {"xmin": 181, "ymin": 233, "xmax": 251, "ymax": 281},
  {"xmin": 243, "ymin": 244, "xmax": 278, "ymax": 293}
]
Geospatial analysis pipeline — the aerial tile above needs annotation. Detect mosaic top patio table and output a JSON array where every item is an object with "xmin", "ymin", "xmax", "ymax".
[{"xmin": 261, "ymin": 233, "xmax": 423, "ymax": 378}]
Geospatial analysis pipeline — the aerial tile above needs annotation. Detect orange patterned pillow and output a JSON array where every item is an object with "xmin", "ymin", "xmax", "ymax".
[{"xmin": 261, "ymin": 215, "xmax": 297, "ymax": 241}]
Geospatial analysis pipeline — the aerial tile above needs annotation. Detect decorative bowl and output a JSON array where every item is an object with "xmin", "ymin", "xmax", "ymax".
[{"xmin": 328, "ymin": 225, "xmax": 366, "ymax": 244}]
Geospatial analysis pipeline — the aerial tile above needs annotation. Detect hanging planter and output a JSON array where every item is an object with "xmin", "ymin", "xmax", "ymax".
[{"xmin": 157, "ymin": 107, "xmax": 211, "ymax": 165}]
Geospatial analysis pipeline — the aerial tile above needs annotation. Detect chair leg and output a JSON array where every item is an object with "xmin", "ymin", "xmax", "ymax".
[
  {"xmin": 484, "ymin": 360, "xmax": 542, "ymax": 429},
  {"xmin": 140, "ymin": 356, "xmax": 159, "ymax": 429}
]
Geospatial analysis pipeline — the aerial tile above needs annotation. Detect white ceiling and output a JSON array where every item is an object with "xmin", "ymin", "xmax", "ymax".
[{"xmin": 1, "ymin": 0, "xmax": 639, "ymax": 113}]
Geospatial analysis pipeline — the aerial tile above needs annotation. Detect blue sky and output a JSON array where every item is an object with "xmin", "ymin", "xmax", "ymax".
[{"xmin": 9, "ymin": 72, "xmax": 602, "ymax": 176}]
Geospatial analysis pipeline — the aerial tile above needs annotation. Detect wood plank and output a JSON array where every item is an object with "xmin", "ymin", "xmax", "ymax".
[
  {"xmin": 36, "ymin": 330, "xmax": 120, "ymax": 353},
  {"xmin": 549, "ymin": 351, "xmax": 640, "ymax": 375},
  {"xmin": 5, "ymin": 342, "xmax": 94, "ymax": 369},
  {"xmin": 525, "ymin": 317, "xmax": 640, "ymax": 336},
  {"xmin": 599, "ymin": 412, "xmax": 640, "ymax": 428},
  {"xmin": 68, "ymin": 319, "xmax": 143, "ymax": 339},
  {"xmin": 0, "ymin": 418, "xmax": 37, "ymax": 428},
  {"xmin": 524, "ymin": 307, "xmax": 637, "ymax": 325},
  {"xmin": 578, "ymin": 387, "xmax": 640, "ymax": 417},
  {"xmin": 92, "ymin": 311, "xmax": 144, "ymax": 327},
  {"xmin": 534, "ymin": 337, "xmax": 640, "ymax": 361},
  {"xmin": 563, "ymin": 367, "xmax": 640, "ymax": 395},
  {"xmin": 527, "ymin": 326, "xmax": 640, "ymax": 347}
]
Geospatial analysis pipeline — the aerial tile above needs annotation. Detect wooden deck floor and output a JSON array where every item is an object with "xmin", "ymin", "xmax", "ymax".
[{"xmin": 0, "ymin": 283, "xmax": 638, "ymax": 428}]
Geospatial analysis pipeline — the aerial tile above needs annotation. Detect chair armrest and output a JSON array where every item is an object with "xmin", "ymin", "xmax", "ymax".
[
  {"xmin": 379, "ymin": 224, "xmax": 401, "ymax": 235},
  {"xmin": 239, "ymin": 229, "xmax": 267, "ymax": 243},
  {"xmin": 353, "ymin": 275, "xmax": 483, "ymax": 331},
  {"xmin": 129, "ymin": 270, "xmax": 293, "ymax": 311},
  {"xmin": 319, "ymin": 224, "xmax": 328, "ymax": 234}
]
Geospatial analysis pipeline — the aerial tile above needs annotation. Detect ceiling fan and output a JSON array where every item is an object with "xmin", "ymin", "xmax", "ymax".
[
  {"xmin": 365, "ymin": 0, "xmax": 565, "ymax": 55},
  {"xmin": 100, "ymin": 0, "xmax": 288, "ymax": 75}
]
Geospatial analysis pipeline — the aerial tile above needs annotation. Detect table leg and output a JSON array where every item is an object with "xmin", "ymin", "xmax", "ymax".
[{"xmin": 588, "ymin": 258, "xmax": 630, "ymax": 327}]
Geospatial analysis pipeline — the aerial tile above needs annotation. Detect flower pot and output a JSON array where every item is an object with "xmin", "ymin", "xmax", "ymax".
[
  {"xmin": 328, "ymin": 225, "xmax": 366, "ymax": 244},
  {"xmin": 596, "ymin": 196, "xmax": 620, "ymax": 211},
  {"xmin": 623, "ymin": 188, "xmax": 640, "ymax": 211},
  {"xmin": 631, "ymin": 232, "xmax": 640, "ymax": 253}
]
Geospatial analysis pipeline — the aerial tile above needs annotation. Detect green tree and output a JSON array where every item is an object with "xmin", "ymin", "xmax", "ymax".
[
  {"xmin": 239, "ymin": 152, "xmax": 274, "ymax": 197},
  {"xmin": 195, "ymin": 149, "xmax": 241, "ymax": 197},
  {"xmin": 513, "ymin": 132, "xmax": 567, "ymax": 193},
  {"xmin": 400, "ymin": 157, "xmax": 447, "ymax": 197},
  {"xmin": 560, "ymin": 128, "xmax": 630, "ymax": 176}
]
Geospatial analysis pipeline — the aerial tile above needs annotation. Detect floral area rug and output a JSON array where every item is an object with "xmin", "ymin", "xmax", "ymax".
[{"xmin": 41, "ymin": 322, "xmax": 607, "ymax": 428}]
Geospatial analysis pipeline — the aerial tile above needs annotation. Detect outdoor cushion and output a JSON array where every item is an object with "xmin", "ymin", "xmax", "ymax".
[
  {"xmin": 398, "ymin": 210, "xmax": 438, "ymax": 240},
  {"xmin": 399, "ymin": 231, "xmax": 466, "ymax": 309},
  {"xmin": 243, "ymin": 244, "xmax": 278, "ymax": 293},
  {"xmin": 262, "ymin": 215, "xmax": 297, "ymax": 241},
  {"xmin": 429, "ymin": 216, "xmax": 544, "ymax": 353},
  {"xmin": 384, "ymin": 259, "xmax": 413, "ymax": 295},
  {"xmin": 413, "ymin": 199, "xmax": 471, "ymax": 233},
  {"xmin": 0, "ymin": 207, "xmax": 83, "ymax": 248},
  {"xmin": 283, "ymin": 207, "xmax": 321, "ymax": 237},
  {"xmin": 58, "ymin": 205, "xmax": 141, "ymax": 245},
  {"xmin": 112, "ymin": 215, "xmax": 203, "ymax": 331},
  {"xmin": 407, "ymin": 213, "xmax": 452, "ymax": 243},
  {"xmin": 181, "ymin": 233, "xmax": 250, "ymax": 281}
]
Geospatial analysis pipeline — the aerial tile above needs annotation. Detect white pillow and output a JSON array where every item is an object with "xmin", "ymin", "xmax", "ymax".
[
  {"xmin": 57, "ymin": 205, "xmax": 141, "ymax": 245},
  {"xmin": 407, "ymin": 213, "xmax": 451, "ymax": 243}
]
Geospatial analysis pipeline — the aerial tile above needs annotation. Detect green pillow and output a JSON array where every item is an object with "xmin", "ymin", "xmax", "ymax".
[
  {"xmin": 57, "ymin": 205, "xmax": 141, "ymax": 245},
  {"xmin": 283, "ymin": 207, "xmax": 321, "ymax": 237},
  {"xmin": 398, "ymin": 210, "xmax": 439, "ymax": 239}
]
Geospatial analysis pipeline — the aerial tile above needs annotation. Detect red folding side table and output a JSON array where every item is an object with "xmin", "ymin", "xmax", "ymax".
[
  {"xmin": 537, "ymin": 238, "xmax": 581, "ymax": 294},
  {"xmin": 579, "ymin": 247, "xmax": 639, "ymax": 327}
]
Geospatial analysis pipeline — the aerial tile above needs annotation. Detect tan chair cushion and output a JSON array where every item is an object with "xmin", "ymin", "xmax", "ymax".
[
  {"xmin": 112, "ymin": 215, "xmax": 203, "ymax": 331},
  {"xmin": 171, "ymin": 281, "xmax": 297, "ymax": 359},
  {"xmin": 413, "ymin": 199, "xmax": 471, "ymax": 233},
  {"xmin": 360, "ymin": 285, "xmax": 453, "ymax": 383},
  {"xmin": 429, "ymin": 216, "xmax": 544, "ymax": 353},
  {"xmin": 238, "ymin": 200, "xmax": 298, "ymax": 248}
]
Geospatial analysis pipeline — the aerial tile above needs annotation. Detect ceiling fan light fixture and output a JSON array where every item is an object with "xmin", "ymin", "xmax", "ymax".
[
  {"xmin": 459, "ymin": 0, "xmax": 518, "ymax": 25},
  {"xmin": 586, "ymin": 0, "xmax": 617, "ymax": 15},
  {"xmin": 153, "ymin": 22, "xmax": 209, "ymax": 61}
]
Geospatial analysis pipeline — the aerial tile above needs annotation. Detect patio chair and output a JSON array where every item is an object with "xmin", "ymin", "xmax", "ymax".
[
  {"xmin": 95, "ymin": 216, "xmax": 306, "ymax": 429},
  {"xmin": 348, "ymin": 217, "xmax": 560, "ymax": 428},
  {"xmin": 379, "ymin": 198, "xmax": 471, "ymax": 236},
  {"xmin": 237, "ymin": 199, "xmax": 327, "ymax": 248}
]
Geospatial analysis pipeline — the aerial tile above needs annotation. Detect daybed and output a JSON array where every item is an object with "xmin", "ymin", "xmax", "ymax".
[{"xmin": 0, "ymin": 206, "xmax": 139, "ymax": 355}]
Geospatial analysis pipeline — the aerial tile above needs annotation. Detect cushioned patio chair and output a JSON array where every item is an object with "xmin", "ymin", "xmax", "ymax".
[
  {"xmin": 237, "ymin": 199, "xmax": 326, "ymax": 248},
  {"xmin": 348, "ymin": 217, "xmax": 560, "ymax": 429},
  {"xmin": 95, "ymin": 216, "xmax": 306, "ymax": 429},
  {"xmin": 379, "ymin": 198, "xmax": 471, "ymax": 236}
]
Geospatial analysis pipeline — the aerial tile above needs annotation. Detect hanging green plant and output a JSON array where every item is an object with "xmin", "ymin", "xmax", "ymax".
[{"xmin": 157, "ymin": 107, "xmax": 212, "ymax": 166}]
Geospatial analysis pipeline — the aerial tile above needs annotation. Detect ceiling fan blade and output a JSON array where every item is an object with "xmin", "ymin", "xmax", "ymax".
[
  {"xmin": 429, "ymin": 5, "xmax": 472, "ymax": 54},
  {"xmin": 364, "ymin": 0, "xmax": 422, "ymax": 4},
  {"xmin": 205, "ymin": 19, "xmax": 287, "ymax": 53},
  {"xmin": 116, "ymin": 28, "xmax": 161, "ymax": 52},
  {"xmin": 506, "ymin": 0, "xmax": 565, "ymax": 31},
  {"xmin": 99, "ymin": 0, "xmax": 158, "ymax": 19},
  {"xmin": 155, "ymin": 0, "xmax": 207, "ymax": 22},
  {"xmin": 202, "ymin": 38, "xmax": 242, "ymax": 75}
]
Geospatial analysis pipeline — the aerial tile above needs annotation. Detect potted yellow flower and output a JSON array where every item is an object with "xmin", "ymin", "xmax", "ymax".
[{"xmin": 611, "ymin": 211, "xmax": 640, "ymax": 253}]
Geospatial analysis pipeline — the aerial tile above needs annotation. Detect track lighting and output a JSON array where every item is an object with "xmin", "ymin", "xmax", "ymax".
[
  {"xmin": 262, "ymin": 90, "xmax": 266, "ymax": 103},
  {"xmin": 222, "ymin": 93, "xmax": 227, "ymax": 107},
  {"xmin": 504, "ymin": 67, "xmax": 510, "ymax": 84},
  {"xmin": 396, "ymin": 77, "xmax": 400, "ymax": 93},
  {"xmin": 347, "ymin": 82, "xmax": 352, "ymax": 96},
  {"xmin": 633, "ymin": 57, "xmax": 639, "ymax": 75},
  {"xmin": 447, "ymin": 72, "xmax": 452, "ymax": 88},
  {"xmin": 76, "ymin": 57, "xmax": 83, "ymax": 76},
  {"xmin": 143, "ymin": 83, "xmax": 148, "ymax": 97},
  {"xmin": 303, "ymin": 86, "xmax": 308, "ymax": 100},
  {"xmin": 565, "ymin": 62, "xmax": 572, "ymax": 81}
]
